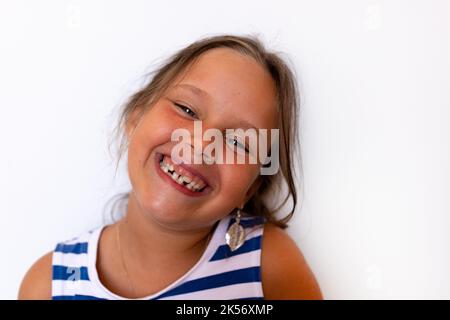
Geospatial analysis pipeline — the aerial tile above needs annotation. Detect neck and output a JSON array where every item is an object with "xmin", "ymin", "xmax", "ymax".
[{"xmin": 118, "ymin": 192, "xmax": 216, "ymax": 267}]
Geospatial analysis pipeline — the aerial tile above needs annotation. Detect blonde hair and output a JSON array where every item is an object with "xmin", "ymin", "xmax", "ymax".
[{"xmin": 106, "ymin": 34, "xmax": 302, "ymax": 229}]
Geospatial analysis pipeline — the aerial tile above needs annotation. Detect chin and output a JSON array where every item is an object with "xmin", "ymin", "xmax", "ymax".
[{"xmin": 138, "ymin": 195, "xmax": 195, "ymax": 228}]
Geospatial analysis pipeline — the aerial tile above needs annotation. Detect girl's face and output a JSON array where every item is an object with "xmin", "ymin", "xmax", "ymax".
[{"xmin": 126, "ymin": 48, "xmax": 278, "ymax": 231}]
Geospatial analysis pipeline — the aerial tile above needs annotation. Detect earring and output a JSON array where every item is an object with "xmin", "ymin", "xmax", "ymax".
[{"xmin": 225, "ymin": 208, "xmax": 245, "ymax": 252}]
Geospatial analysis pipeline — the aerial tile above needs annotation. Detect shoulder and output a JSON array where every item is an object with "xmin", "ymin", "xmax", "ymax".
[
  {"xmin": 261, "ymin": 223, "xmax": 323, "ymax": 300},
  {"xmin": 18, "ymin": 251, "xmax": 53, "ymax": 300}
]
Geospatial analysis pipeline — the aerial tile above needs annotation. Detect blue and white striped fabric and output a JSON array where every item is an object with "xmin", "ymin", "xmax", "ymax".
[{"xmin": 51, "ymin": 214, "xmax": 266, "ymax": 300}]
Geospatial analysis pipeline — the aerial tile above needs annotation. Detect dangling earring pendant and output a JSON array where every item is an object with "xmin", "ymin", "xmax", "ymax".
[{"xmin": 225, "ymin": 209, "xmax": 245, "ymax": 252}]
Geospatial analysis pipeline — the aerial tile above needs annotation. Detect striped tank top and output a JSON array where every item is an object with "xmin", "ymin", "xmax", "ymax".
[{"xmin": 51, "ymin": 215, "xmax": 266, "ymax": 300}]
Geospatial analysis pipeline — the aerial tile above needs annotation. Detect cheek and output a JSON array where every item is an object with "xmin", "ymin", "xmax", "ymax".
[
  {"xmin": 218, "ymin": 164, "xmax": 259, "ymax": 199},
  {"xmin": 128, "ymin": 103, "xmax": 182, "ymax": 164}
]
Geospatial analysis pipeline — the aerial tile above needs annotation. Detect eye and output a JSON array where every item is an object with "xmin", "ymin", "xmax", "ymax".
[
  {"xmin": 226, "ymin": 136, "xmax": 249, "ymax": 153},
  {"xmin": 174, "ymin": 102, "xmax": 198, "ymax": 119}
]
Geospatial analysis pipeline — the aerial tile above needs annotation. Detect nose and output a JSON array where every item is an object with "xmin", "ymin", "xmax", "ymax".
[
  {"xmin": 190, "ymin": 121, "xmax": 218, "ymax": 165},
  {"xmin": 171, "ymin": 120, "xmax": 219, "ymax": 165}
]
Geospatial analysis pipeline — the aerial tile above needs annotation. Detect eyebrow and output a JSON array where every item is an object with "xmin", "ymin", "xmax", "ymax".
[
  {"xmin": 172, "ymin": 83, "xmax": 209, "ymax": 98},
  {"xmin": 172, "ymin": 83, "xmax": 258, "ymax": 130}
]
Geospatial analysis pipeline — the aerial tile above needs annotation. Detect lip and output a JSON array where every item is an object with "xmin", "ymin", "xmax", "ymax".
[{"xmin": 154, "ymin": 152, "xmax": 213, "ymax": 197}]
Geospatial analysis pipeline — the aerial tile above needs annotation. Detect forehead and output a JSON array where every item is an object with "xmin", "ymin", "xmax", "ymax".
[{"xmin": 170, "ymin": 48, "xmax": 278, "ymax": 129}]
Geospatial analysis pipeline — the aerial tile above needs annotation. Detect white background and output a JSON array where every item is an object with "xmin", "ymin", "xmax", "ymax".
[{"xmin": 1, "ymin": 0, "xmax": 449, "ymax": 299}]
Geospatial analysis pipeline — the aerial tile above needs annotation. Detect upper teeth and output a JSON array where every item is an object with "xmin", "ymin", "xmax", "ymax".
[{"xmin": 159, "ymin": 159, "xmax": 205, "ymax": 192}]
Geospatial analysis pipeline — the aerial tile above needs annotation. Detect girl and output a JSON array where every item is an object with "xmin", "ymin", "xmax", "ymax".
[{"xmin": 18, "ymin": 34, "xmax": 322, "ymax": 300}]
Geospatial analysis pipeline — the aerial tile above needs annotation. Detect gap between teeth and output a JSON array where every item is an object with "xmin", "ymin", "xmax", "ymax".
[{"xmin": 159, "ymin": 159, "xmax": 205, "ymax": 191}]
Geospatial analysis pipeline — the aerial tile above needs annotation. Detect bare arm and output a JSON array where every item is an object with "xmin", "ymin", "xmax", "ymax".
[
  {"xmin": 18, "ymin": 251, "xmax": 53, "ymax": 300},
  {"xmin": 261, "ymin": 223, "xmax": 323, "ymax": 300}
]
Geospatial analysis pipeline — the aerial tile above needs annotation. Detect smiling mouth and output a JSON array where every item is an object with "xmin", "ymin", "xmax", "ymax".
[{"xmin": 157, "ymin": 153, "xmax": 208, "ymax": 193}]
